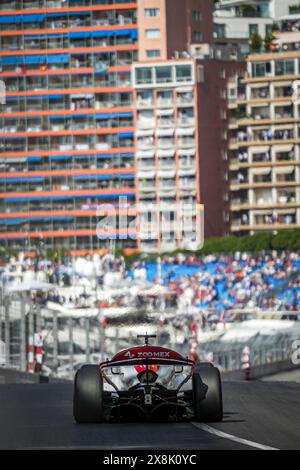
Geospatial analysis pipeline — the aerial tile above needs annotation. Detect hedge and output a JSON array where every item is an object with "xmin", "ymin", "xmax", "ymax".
[{"xmin": 122, "ymin": 230, "xmax": 300, "ymax": 265}]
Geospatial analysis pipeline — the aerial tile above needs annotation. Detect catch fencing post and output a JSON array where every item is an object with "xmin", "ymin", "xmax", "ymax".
[
  {"xmin": 20, "ymin": 298, "xmax": 27, "ymax": 372},
  {"xmin": 85, "ymin": 317, "xmax": 90, "ymax": 363},
  {"xmin": 68, "ymin": 317, "xmax": 74, "ymax": 376},
  {"xmin": 4, "ymin": 296, "xmax": 10, "ymax": 367},
  {"xmin": 28, "ymin": 307, "xmax": 34, "ymax": 373},
  {"xmin": 53, "ymin": 311, "xmax": 58, "ymax": 374},
  {"xmin": 36, "ymin": 304, "xmax": 42, "ymax": 334}
]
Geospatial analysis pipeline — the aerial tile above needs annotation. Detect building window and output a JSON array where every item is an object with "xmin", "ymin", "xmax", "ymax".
[
  {"xmin": 275, "ymin": 60, "xmax": 295, "ymax": 76},
  {"xmin": 221, "ymin": 109, "xmax": 227, "ymax": 120},
  {"xmin": 155, "ymin": 66, "xmax": 172, "ymax": 84},
  {"xmin": 252, "ymin": 61, "xmax": 271, "ymax": 77},
  {"xmin": 215, "ymin": 24, "xmax": 226, "ymax": 39},
  {"xmin": 193, "ymin": 10, "xmax": 202, "ymax": 21},
  {"xmin": 145, "ymin": 8, "xmax": 160, "ymax": 18},
  {"xmin": 265, "ymin": 24, "xmax": 273, "ymax": 35},
  {"xmin": 145, "ymin": 29, "xmax": 160, "ymax": 39},
  {"xmin": 197, "ymin": 64, "xmax": 204, "ymax": 82},
  {"xmin": 176, "ymin": 64, "xmax": 192, "ymax": 82},
  {"xmin": 146, "ymin": 49, "xmax": 161, "ymax": 59},
  {"xmin": 220, "ymin": 68, "xmax": 226, "ymax": 79},
  {"xmin": 229, "ymin": 88, "xmax": 236, "ymax": 98},
  {"xmin": 222, "ymin": 150, "xmax": 228, "ymax": 161},
  {"xmin": 249, "ymin": 24, "xmax": 259, "ymax": 37},
  {"xmin": 220, "ymin": 88, "xmax": 227, "ymax": 99},
  {"xmin": 193, "ymin": 31, "xmax": 202, "ymax": 42},
  {"xmin": 136, "ymin": 67, "xmax": 153, "ymax": 85}
]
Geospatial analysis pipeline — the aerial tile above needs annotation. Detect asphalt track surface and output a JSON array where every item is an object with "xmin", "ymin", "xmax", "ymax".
[{"xmin": 0, "ymin": 380, "xmax": 299, "ymax": 450}]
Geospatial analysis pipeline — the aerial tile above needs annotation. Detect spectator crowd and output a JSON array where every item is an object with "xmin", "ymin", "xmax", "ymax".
[{"xmin": 0, "ymin": 250, "xmax": 300, "ymax": 320}]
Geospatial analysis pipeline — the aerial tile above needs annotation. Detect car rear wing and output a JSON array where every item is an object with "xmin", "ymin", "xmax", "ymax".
[
  {"xmin": 99, "ymin": 356, "xmax": 195, "ymax": 394},
  {"xmin": 100, "ymin": 356, "xmax": 195, "ymax": 370}
]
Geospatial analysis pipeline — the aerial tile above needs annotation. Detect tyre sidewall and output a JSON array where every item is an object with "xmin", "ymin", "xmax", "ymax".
[
  {"xmin": 193, "ymin": 366, "xmax": 223, "ymax": 422},
  {"xmin": 73, "ymin": 364, "xmax": 104, "ymax": 424}
]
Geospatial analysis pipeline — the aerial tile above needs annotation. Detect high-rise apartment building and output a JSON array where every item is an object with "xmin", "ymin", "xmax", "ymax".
[
  {"xmin": 197, "ymin": 57, "xmax": 246, "ymax": 237},
  {"xmin": 137, "ymin": 0, "xmax": 214, "ymax": 61},
  {"xmin": 133, "ymin": 60, "xmax": 202, "ymax": 253},
  {"xmin": 214, "ymin": 0, "xmax": 300, "ymax": 56},
  {"xmin": 0, "ymin": 1, "xmax": 139, "ymax": 255},
  {"xmin": 228, "ymin": 24, "xmax": 300, "ymax": 234},
  {"xmin": 0, "ymin": 0, "xmax": 241, "ymax": 254}
]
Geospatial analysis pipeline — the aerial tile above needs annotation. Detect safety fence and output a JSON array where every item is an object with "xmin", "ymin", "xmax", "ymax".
[{"xmin": 1, "ymin": 291, "xmax": 299, "ymax": 380}]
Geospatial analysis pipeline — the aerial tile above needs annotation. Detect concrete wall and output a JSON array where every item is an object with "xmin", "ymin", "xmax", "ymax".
[
  {"xmin": 0, "ymin": 368, "xmax": 70, "ymax": 385},
  {"xmin": 222, "ymin": 359, "xmax": 300, "ymax": 381}
]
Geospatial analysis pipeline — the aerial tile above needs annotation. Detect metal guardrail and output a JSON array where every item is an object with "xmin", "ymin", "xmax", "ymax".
[{"xmin": 211, "ymin": 341, "xmax": 293, "ymax": 372}]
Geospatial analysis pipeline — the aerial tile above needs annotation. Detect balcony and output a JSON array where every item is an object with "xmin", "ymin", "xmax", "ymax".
[
  {"xmin": 254, "ymin": 213, "xmax": 297, "ymax": 226},
  {"xmin": 179, "ymin": 158, "xmax": 195, "ymax": 170},
  {"xmin": 250, "ymin": 88, "xmax": 270, "ymax": 100},
  {"xmin": 277, "ymin": 191, "xmax": 297, "ymax": 204},
  {"xmin": 252, "ymin": 152, "xmax": 271, "ymax": 163},
  {"xmin": 177, "ymin": 93, "xmax": 194, "ymax": 107},
  {"xmin": 275, "ymin": 168, "xmax": 296, "ymax": 183},
  {"xmin": 157, "ymin": 98, "xmax": 174, "ymax": 108},
  {"xmin": 274, "ymin": 106, "xmax": 294, "ymax": 120},
  {"xmin": 157, "ymin": 139, "xmax": 175, "ymax": 150},
  {"xmin": 137, "ymin": 137, "xmax": 154, "ymax": 150},
  {"xmin": 137, "ymin": 119, "xmax": 155, "ymax": 129},
  {"xmin": 138, "ymin": 180, "xmax": 156, "ymax": 192},
  {"xmin": 157, "ymin": 118, "xmax": 175, "ymax": 128},
  {"xmin": 136, "ymin": 98, "xmax": 154, "ymax": 109},
  {"xmin": 274, "ymin": 87, "xmax": 293, "ymax": 99},
  {"xmin": 138, "ymin": 159, "xmax": 155, "ymax": 171},
  {"xmin": 178, "ymin": 138, "xmax": 195, "ymax": 149},
  {"xmin": 156, "ymin": 128, "xmax": 174, "ymax": 138},
  {"xmin": 158, "ymin": 169, "xmax": 176, "ymax": 179},
  {"xmin": 237, "ymin": 129, "xmax": 295, "ymax": 143},
  {"xmin": 158, "ymin": 160, "xmax": 176, "ymax": 171},
  {"xmin": 252, "ymin": 173, "xmax": 272, "ymax": 184},
  {"xmin": 158, "ymin": 179, "xmax": 176, "ymax": 191},
  {"xmin": 177, "ymin": 116, "xmax": 195, "ymax": 127},
  {"xmin": 179, "ymin": 178, "xmax": 196, "ymax": 191},
  {"xmin": 176, "ymin": 127, "xmax": 195, "ymax": 137},
  {"xmin": 230, "ymin": 198, "xmax": 249, "ymax": 209},
  {"xmin": 253, "ymin": 190, "xmax": 273, "ymax": 206},
  {"xmin": 249, "ymin": 108, "xmax": 270, "ymax": 121},
  {"xmin": 275, "ymin": 150, "xmax": 295, "ymax": 162}
]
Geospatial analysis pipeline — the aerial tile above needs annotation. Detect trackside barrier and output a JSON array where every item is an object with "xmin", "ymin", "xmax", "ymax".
[
  {"xmin": 221, "ymin": 359, "xmax": 300, "ymax": 381},
  {"xmin": 241, "ymin": 346, "xmax": 250, "ymax": 381},
  {"xmin": 0, "ymin": 367, "xmax": 71, "ymax": 385},
  {"xmin": 28, "ymin": 337, "xmax": 34, "ymax": 374}
]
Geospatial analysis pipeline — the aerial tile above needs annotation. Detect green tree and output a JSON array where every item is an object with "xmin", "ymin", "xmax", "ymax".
[
  {"xmin": 250, "ymin": 33, "xmax": 262, "ymax": 52},
  {"xmin": 264, "ymin": 32, "xmax": 275, "ymax": 51}
]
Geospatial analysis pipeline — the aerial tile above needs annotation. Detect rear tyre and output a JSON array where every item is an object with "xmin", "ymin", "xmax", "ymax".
[
  {"xmin": 73, "ymin": 365, "xmax": 104, "ymax": 424},
  {"xmin": 193, "ymin": 366, "xmax": 223, "ymax": 422}
]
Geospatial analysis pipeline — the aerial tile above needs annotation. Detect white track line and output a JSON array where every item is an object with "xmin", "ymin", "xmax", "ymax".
[{"xmin": 191, "ymin": 422, "xmax": 279, "ymax": 450}]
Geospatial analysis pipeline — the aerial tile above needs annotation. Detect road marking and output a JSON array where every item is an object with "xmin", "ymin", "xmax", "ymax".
[{"xmin": 191, "ymin": 422, "xmax": 279, "ymax": 450}]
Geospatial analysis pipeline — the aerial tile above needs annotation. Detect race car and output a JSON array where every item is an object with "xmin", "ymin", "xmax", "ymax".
[{"xmin": 73, "ymin": 334, "xmax": 223, "ymax": 423}]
